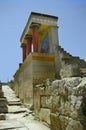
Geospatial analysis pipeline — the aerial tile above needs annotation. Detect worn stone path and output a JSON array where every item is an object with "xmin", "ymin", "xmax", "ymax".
[{"xmin": 0, "ymin": 85, "xmax": 51, "ymax": 130}]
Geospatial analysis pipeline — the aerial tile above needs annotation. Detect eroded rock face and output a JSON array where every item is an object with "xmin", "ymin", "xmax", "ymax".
[
  {"xmin": 60, "ymin": 64, "xmax": 80, "ymax": 78},
  {"xmin": 50, "ymin": 77, "xmax": 86, "ymax": 130},
  {"xmin": 34, "ymin": 77, "xmax": 86, "ymax": 130}
]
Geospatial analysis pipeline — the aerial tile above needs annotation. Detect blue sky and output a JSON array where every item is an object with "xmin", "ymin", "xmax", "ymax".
[{"xmin": 0, "ymin": 0, "xmax": 86, "ymax": 82}]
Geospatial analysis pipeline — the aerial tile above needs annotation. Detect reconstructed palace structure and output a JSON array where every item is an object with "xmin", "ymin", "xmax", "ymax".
[
  {"xmin": 14, "ymin": 12, "xmax": 86, "ymax": 130},
  {"xmin": 14, "ymin": 12, "xmax": 59, "ymax": 106},
  {"xmin": 14, "ymin": 12, "xmax": 86, "ymax": 107}
]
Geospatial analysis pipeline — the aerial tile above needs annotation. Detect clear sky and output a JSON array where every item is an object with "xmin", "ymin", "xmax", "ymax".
[{"xmin": 0, "ymin": 0, "xmax": 86, "ymax": 82}]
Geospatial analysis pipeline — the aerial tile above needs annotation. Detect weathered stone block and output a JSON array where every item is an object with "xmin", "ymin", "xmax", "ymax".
[
  {"xmin": 60, "ymin": 64, "xmax": 79, "ymax": 78},
  {"xmin": 0, "ymin": 114, "xmax": 6, "ymax": 120},
  {"xmin": 0, "ymin": 98, "xmax": 7, "ymax": 107},
  {"xmin": 39, "ymin": 108, "xmax": 51, "ymax": 124},
  {"xmin": 50, "ymin": 113, "xmax": 61, "ymax": 130},
  {"xmin": 51, "ymin": 77, "xmax": 86, "ymax": 130},
  {"xmin": 41, "ymin": 95, "xmax": 52, "ymax": 109},
  {"xmin": 59, "ymin": 115, "xmax": 69, "ymax": 130},
  {"xmin": 66, "ymin": 119, "xmax": 83, "ymax": 130}
]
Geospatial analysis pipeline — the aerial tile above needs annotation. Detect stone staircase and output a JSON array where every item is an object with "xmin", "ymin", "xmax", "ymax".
[
  {"xmin": 0, "ymin": 85, "xmax": 50, "ymax": 130},
  {"xmin": 57, "ymin": 45, "xmax": 73, "ymax": 60},
  {"xmin": 79, "ymin": 68, "xmax": 86, "ymax": 77},
  {"xmin": 0, "ymin": 83, "xmax": 8, "ymax": 120},
  {"xmin": 0, "ymin": 85, "xmax": 29, "ymax": 120}
]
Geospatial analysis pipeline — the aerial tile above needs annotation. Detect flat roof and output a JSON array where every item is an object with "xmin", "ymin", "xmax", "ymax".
[{"xmin": 30, "ymin": 12, "xmax": 58, "ymax": 19}]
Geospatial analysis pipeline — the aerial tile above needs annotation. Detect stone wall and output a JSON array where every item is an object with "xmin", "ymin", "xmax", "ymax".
[
  {"xmin": 34, "ymin": 77, "xmax": 86, "ymax": 130},
  {"xmin": 34, "ymin": 79, "xmax": 53, "ymax": 124},
  {"xmin": 54, "ymin": 45, "xmax": 86, "ymax": 78},
  {"xmin": 14, "ymin": 53, "xmax": 55, "ymax": 107}
]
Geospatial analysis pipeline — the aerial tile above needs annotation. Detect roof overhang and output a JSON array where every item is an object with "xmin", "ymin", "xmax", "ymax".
[{"xmin": 20, "ymin": 12, "xmax": 58, "ymax": 43}]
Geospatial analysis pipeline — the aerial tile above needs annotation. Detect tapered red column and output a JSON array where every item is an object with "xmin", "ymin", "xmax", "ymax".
[
  {"xmin": 24, "ymin": 34, "xmax": 32, "ymax": 56},
  {"xmin": 21, "ymin": 43, "xmax": 27, "ymax": 62},
  {"xmin": 30, "ymin": 23, "xmax": 40, "ymax": 52}
]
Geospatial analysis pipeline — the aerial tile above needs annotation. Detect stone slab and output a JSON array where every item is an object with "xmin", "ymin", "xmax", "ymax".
[
  {"xmin": 0, "ymin": 117, "xmax": 50, "ymax": 130},
  {"xmin": 8, "ymin": 105, "xmax": 28, "ymax": 113},
  {"xmin": 39, "ymin": 108, "xmax": 51, "ymax": 124},
  {"xmin": 8, "ymin": 101, "xmax": 22, "ymax": 105},
  {"xmin": 0, "ymin": 120, "xmax": 24, "ymax": 130},
  {"xmin": 6, "ymin": 112, "xmax": 29, "ymax": 120}
]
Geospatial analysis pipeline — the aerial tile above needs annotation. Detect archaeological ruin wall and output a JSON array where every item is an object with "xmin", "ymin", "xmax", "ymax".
[
  {"xmin": 34, "ymin": 77, "xmax": 86, "ymax": 130},
  {"xmin": 13, "ymin": 12, "xmax": 86, "ymax": 130}
]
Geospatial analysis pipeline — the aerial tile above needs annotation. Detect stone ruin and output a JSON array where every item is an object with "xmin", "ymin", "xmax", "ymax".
[
  {"xmin": 55, "ymin": 45, "xmax": 86, "ymax": 79},
  {"xmin": 34, "ymin": 77, "xmax": 86, "ymax": 130},
  {"xmin": 13, "ymin": 12, "xmax": 86, "ymax": 130}
]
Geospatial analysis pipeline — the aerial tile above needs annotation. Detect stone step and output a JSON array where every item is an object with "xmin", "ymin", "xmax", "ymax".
[
  {"xmin": 0, "ymin": 84, "xmax": 2, "ymax": 90},
  {"xmin": 0, "ymin": 114, "xmax": 6, "ymax": 120},
  {"xmin": 58, "ymin": 45, "xmax": 73, "ymax": 57},
  {"xmin": 0, "ymin": 89, "xmax": 3, "ymax": 93},
  {"xmin": 80, "ymin": 69, "xmax": 86, "ymax": 72},
  {"xmin": 0, "ymin": 97, "xmax": 8, "ymax": 113},
  {"xmin": 80, "ymin": 68, "xmax": 86, "ymax": 72},
  {"xmin": 80, "ymin": 71, "xmax": 86, "ymax": 73},
  {"xmin": 0, "ymin": 107, "xmax": 8, "ymax": 113},
  {"xmin": 0, "ymin": 91, "xmax": 4, "ymax": 98},
  {"xmin": 80, "ymin": 68, "xmax": 86, "ymax": 77},
  {"xmin": 0, "ymin": 98, "xmax": 7, "ymax": 107},
  {"xmin": 8, "ymin": 105, "xmax": 28, "ymax": 113},
  {"xmin": 6, "ymin": 112, "xmax": 29, "ymax": 120},
  {"xmin": 8, "ymin": 101, "xmax": 22, "ymax": 106},
  {"xmin": 0, "ymin": 120, "xmax": 24, "ymax": 130}
]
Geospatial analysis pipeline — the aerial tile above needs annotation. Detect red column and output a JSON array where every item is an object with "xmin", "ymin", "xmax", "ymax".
[
  {"xmin": 21, "ymin": 43, "xmax": 27, "ymax": 62},
  {"xmin": 24, "ymin": 34, "xmax": 32, "ymax": 56},
  {"xmin": 31, "ymin": 23, "xmax": 40, "ymax": 52}
]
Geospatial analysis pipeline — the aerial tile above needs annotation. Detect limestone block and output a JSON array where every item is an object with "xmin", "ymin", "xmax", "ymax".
[
  {"xmin": 39, "ymin": 108, "xmax": 50, "ymax": 124},
  {"xmin": 50, "ymin": 113, "xmax": 61, "ymax": 130},
  {"xmin": 41, "ymin": 96, "xmax": 52, "ymax": 109},
  {"xmin": 66, "ymin": 119, "xmax": 83, "ymax": 130},
  {"xmin": 51, "ymin": 95, "xmax": 60, "ymax": 113},
  {"xmin": 60, "ymin": 64, "xmax": 79, "ymax": 78},
  {"xmin": 59, "ymin": 115, "xmax": 69, "ymax": 130},
  {"xmin": 51, "ymin": 77, "xmax": 86, "ymax": 130},
  {"xmin": 52, "ymin": 77, "xmax": 81, "ymax": 96}
]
